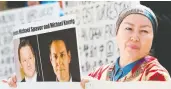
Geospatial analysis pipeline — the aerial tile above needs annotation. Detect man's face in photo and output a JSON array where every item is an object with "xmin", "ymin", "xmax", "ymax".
[
  {"xmin": 19, "ymin": 45, "xmax": 36, "ymax": 78},
  {"xmin": 50, "ymin": 40, "xmax": 71, "ymax": 82}
]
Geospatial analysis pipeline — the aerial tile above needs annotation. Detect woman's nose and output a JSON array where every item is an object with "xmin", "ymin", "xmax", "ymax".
[{"xmin": 130, "ymin": 31, "xmax": 140, "ymax": 42}]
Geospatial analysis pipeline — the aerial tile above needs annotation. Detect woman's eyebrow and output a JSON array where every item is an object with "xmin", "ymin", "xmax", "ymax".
[
  {"xmin": 123, "ymin": 22, "xmax": 134, "ymax": 26},
  {"xmin": 140, "ymin": 25, "xmax": 152, "ymax": 28}
]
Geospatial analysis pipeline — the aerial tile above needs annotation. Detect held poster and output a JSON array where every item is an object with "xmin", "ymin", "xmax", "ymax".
[{"xmin": 13, "ymin": 15, "xmax": 81, "ymax": 82}]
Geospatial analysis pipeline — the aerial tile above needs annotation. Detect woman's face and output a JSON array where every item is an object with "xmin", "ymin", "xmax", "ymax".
[{"xmin": 116, "ymin": 14, "xmax": 153, "ymax": 60}]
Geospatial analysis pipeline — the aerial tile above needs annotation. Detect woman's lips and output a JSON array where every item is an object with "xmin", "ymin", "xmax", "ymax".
[{"xmin": 128, "ymin": 44, "xmax": 140, "ymax": 50}]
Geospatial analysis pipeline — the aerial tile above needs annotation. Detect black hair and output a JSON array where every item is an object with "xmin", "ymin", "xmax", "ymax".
[{"xmin": 49, "ymin": 38, "xmax": 70, "ymax": 55}]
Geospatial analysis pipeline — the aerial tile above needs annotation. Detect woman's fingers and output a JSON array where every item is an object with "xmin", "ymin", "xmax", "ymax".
[
  {"xmin": 11, "ymin": 75, "xmax": 17, "ymax": 83},
  {"xmin": 8, "ymin": 75, "xmax": 17, "ymax": 88},
  {"xmin": 2, "ymin": 79, "xmax": 8, "ymax": 83},
  {"xmin": 80, "ymin": 79, "xmax": 89, "ymax": 89}
]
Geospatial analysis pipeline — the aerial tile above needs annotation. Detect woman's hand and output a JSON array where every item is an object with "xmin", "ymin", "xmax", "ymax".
[
  {"xmin": 2, "ymin": 74, "xmax": 17, "ymax": 88},
  {"xmin": 80, "ymin": 79, "xmax": 89, "ymax": 89}
]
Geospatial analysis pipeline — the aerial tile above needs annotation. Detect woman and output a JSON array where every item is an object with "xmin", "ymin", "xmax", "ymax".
[{"xmin": 81, "ymin": 4, "xmax": 170, "ymax": 88}]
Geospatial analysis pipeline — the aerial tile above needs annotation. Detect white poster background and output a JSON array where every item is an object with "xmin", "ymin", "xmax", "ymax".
[
  {"xmin": 64, "ymin": 1, "xmax": 140, "ymax": 77},
  {"xmin": 1, "ymin": 81, "xmax": 171, "ymax": 89},
  {"xmin": 86, "ymin": 81, "xmax": 171, "ymax": 89},
  {"xmin": 0, "ymin": 82, "xmax": 82, "ymax": 89}
]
